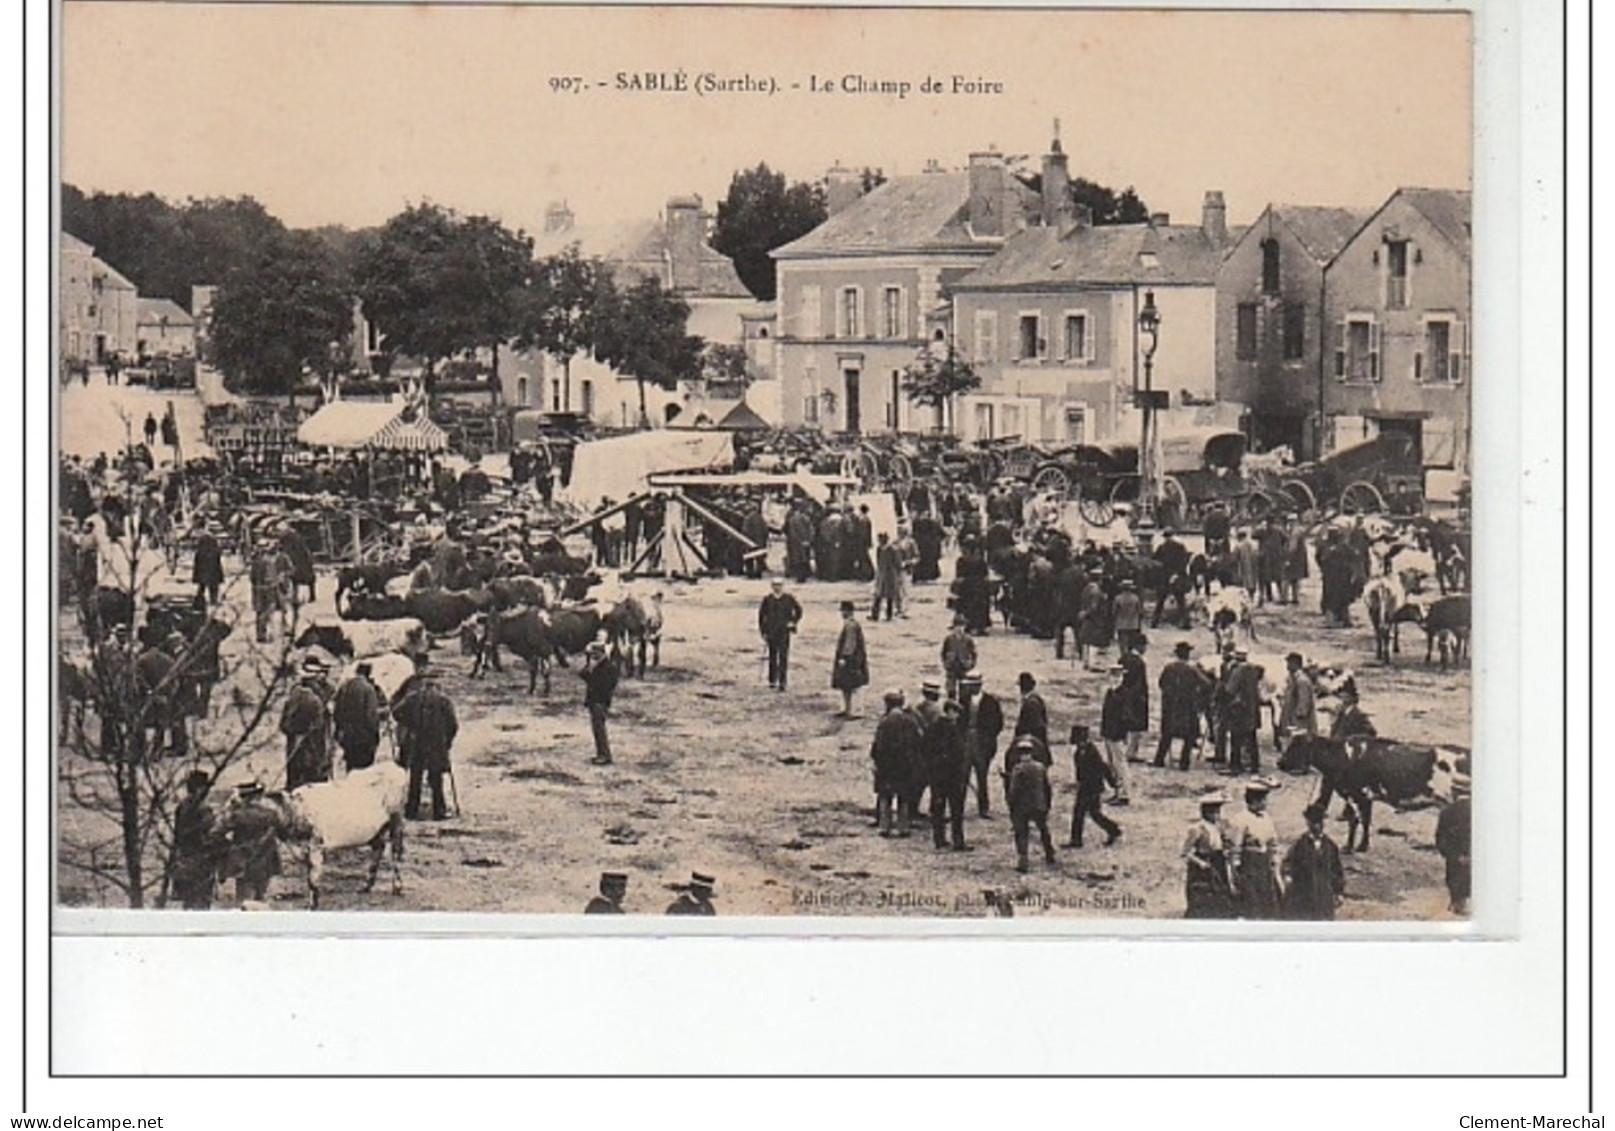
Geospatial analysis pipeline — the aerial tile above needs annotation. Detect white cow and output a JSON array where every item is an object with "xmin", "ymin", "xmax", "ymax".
[
  {"xmin": 1202, "ymin": 586, "xmax": 1258, "ymax": 652},
  {"xmin": 275, "ymin": 761, "xmax": 409, "ymax": 909},
  {"xmin": 337, "ymin": 652, "xmax": 419, "ymax": 705}
]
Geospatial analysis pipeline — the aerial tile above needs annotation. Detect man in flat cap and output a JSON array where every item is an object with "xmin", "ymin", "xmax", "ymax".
[
  {"xmin": 1013, "ymin": 672, "xmax": 1049, "ymax": 747},
  {"xmin": 1156, "ymin": 641, "xmax": 1212, "ymax": 771},
  {"xmin": 666, "ymin": 872, "xmax": 717, "ymax": 915},
  {"xmin": 581, "ymin": 640, "xmax": 619, "ymax": 766},
  {"xmin": 280, "ymin": 655, "xmax": 333, "ymax": 790},
  {"xmin": 585, "ymin": 872, "xmax": 628, "ymax": 914}
]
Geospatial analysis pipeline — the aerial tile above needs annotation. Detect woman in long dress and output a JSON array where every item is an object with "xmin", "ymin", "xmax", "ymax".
[
  {"xmin": 830, "ymin": 600, "xmax": 869, "ymax": 718},
  {"xmin": 1182, "ymin": 790, "xmax": 1235, "ymax": 918}
]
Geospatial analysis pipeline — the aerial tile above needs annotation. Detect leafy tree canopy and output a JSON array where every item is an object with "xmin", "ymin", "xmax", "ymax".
[
  {"xmin": 593, "ymin": 274, "xmax": 701, "ymax": 427},
  {"xmin": 710, "ymin": 163, "xmax": 826, "ymax": 302},
  {"xmin": 1015, "ymin": 172, "xmax": 1151, "ymax": 226}
]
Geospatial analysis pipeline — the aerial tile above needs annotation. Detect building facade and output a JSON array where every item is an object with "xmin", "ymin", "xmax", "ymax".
[
  {"xmin": 1322, "ymin": 188, "xmax": 1471, "ymax": 473},
  {"xmin": 135, "ymin": 297, "xmax": 196, "ymax": 359},
  {"xmin": 1214, "ymin": 205, "xmax": 1371, "ymax": 458},
  {"xmin": 950, "ymin": 180, "xmax": 1231, "ymax": 446},
  {"xmin": 59, "ymin": 232, "xmax": 140, "ymax": 364},
  {"xmin": 770, "ymin": 153, "xmax": 1039, "ymax": 434}
]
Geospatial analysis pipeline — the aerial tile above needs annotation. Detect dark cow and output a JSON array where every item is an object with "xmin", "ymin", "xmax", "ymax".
[
  {"xmin": 340, "ymin": 592, "xmax": 411, "ymax": 623},
  {"xmin": 80, "ymin": 586, "xmax": 134, "ymax": 645},
  {"xmin": 402, "ymin": 589, "xmax": 489, "ymax": 635},
  {"xmin": 1279, "ymin": 735, "xmax": 1469, "ymax": 852},
  {"xmin": 555, "ymin": 572, "xmax": 602, "ymax": 603},
  {"xmin": 471, "ymin": 609, "xmax": 557, "ymax": 694},
  {"xmin": 336, "ymin": 562, "xmax": 410, "ymax": 609},
  {"xmin": 530, "ymin": 551, "xmax": 592, "ymax": 578},
  {"xmin": 487, "ymin": 576, "xmax": 551, "ymax": 611},
  {"xmin": 1415, "ymin": 594, "xmax": 1471, "ymax": 668}
]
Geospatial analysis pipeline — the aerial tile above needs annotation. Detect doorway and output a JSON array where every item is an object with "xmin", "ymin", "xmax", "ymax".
[{"xmin": 843, "ymin": 367, "xmax": 861, "ymax": 434}]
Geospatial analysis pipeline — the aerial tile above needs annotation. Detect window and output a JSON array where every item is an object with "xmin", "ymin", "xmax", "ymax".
[
  {"xmin": 799, "ymin": 285, "xmax": 821, "ymax": 338},
  {"xmin": 881, "ymin": 286, "xmax": 904, "ymax": 338},
  {"xmin": 1063, "ymin": 406, "xmax": 1088, "ymax": 443},
  {"xmin": 838, "ymin": 287, "xmax": 862, "ymax": 338},
  {"xmin": 1386, "ymin": 240, "xmax": 1409, "ymax": 309},
  {"xmin": 581, "ymin": 380, "xmax": 595, "ymax": 416},
  {"xmin": 1236, "ymin": 303, "xmax": 1258, "ymax": 360},
  {"xmin": 1416, "ymin": 317, "xmax": 1465, "ymax": 384},
  {"xmin": 1336, "ymin": 316, "xmax": 1380, "ymax": 383},
  {"xmin": 516, "ymin": 377, "xmax": 529, "ymax": 405},
  {"xmin": 804, "ymin": 395, "xmax": 820, "ymax": 424},
  {"xmin": 887, "ymin": 370, "xmax": 902, "ymax": 428},
  {"xmin": 1000, "ymin": 403, "xmax": 1023, "ymax": 439},
  {"xmin": 1261, "ymin": 239, "xmax": 1281, "ymax": 295},
  {"xmin": 1062, "ymin": 313, "xmax": 1091, "ymax": 362},
  {"xmin": 551, "ymin": 379, "xmax": 563, "ymax": 412},
  {"xmin": 1283, "ymin": 302, "xmax": 1306, "ymax": 360},
  {"xmin": 973, "ymin": 311, "xmax": 998, "ymax": 364},
  {"xmin": 1017, "ymin": 313, "xmax": 1044, "ymax": 362},
  {"xmin": 974, "ymin": 402, "xmax": 995, "ymax": 440},
  {"xmin": 803, "ymin": 366, "xmax": 819, "ymax": 423}
]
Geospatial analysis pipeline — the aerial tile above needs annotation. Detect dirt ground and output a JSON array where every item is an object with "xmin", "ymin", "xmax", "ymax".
[{"xmin": 57, "ymin": 540, "xmax": 1472, "ymax": 921}]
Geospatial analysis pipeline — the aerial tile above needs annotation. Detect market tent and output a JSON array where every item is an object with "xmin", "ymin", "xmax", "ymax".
[
  {"xmin": 559, "ymin": 428, "xmax": 734, "ymax": 506},
  {"xmin": 716, "ymin": 400, "xmax": 771, "ymax": 432},
  {"xmin": 297, "ymin": 400, "xmax": 448, "ymax": 451}
]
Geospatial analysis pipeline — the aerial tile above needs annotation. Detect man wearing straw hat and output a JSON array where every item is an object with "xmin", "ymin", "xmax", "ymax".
[
  {"xmin": 280, "ymin": 655, "xmax": 333, "ymax": 790},
  {"xmin": 585, "ymin": 871, "xmax": 629, "ymax": 915},
  {"xmin": 666, "ymin": 872, "xmax": 718, "ymax": 916}
]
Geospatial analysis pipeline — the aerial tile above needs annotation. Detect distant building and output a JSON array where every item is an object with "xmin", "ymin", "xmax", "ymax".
[
  {"xmin": 58, "ymin": 232, "xmax": 139, "ymax": 364},
  {"xmin": 1215, "ymin": 204, "xmax": 1373, "ymax": 458},
  {"xmin": 1322, "ymin": 188, "xmax": 1471, "ymax": 474},
  {"xmin": 951, "ymin": 142, "xmax": 1233, "ymax": 446},
  {"xmin": 499, "ymin": 195, "xmax": 754, "ymax": 427},
  {"xmin": 771, "ymin": 152, "xmax": 1041, "ymax": 434},
  {"xmin": 135, "ymin": 297, "xmax": 196, "ymax": 359}
]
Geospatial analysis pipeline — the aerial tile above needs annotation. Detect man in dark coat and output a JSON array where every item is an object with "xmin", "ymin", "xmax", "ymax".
[
  {"xmin": 1282, "ymin": 803, "xmax": 1345, "ymax": 919},
  {"xmin": 847, "ymin": 505, "xmax": 875, "ymax": 583},
  {"xmin": 922, "ymin": 700, "xmax": 971, "ymax": 851},
  {"xmin": 192, "ymin": 524, "xmax": 224, "ymax": 608},
  {"xmin": 953, "ymin": 539, "xmax": 993, "ymax": 634},
  {"xmin": 665, "ymin": 872, "xmax": 717, "ymax": 915},
  {"xmin": 170, "ymin": 770, "xmax": 223, "ymax": 910},
  {"xmin": 279, "ymin": 527, "xmax": 317, "ymax": 607},
  {"xmin": 584, "ymin": 871, "xmax": 628, "ymax": 914},
  {"xmin": 1013, "ymin": 672, "xmax": 1049, "ymax": 746},
  {"xmin": 1151, "ymin": 529, "xmax": 1193, "ymax": 628},
  {"xmin": 816, "ymin": 508, "xmax": 845, "ymax": 581},
  {"xmin": 135, "ymin": 632, "xmax": 185, "ymax": 759},
  {"xmin": 581, "ymin": 642, "xmax": 619, "ymax": 766},
  {"xmin": 220, "ymin": 780, "xmax": 284, "ymax": 904},
  {"xmin": 958, "ymin": 671, "xmax": 1004, "ymax": 819},
  {"xmin": 143, "ymin": 412, "xmax": 158, "ymax": 448},
  {"xmin": 939, "ymin": 614, "xmax": 977, "ymax": 700},
  {"xmin": 1435, "ymin": 781, "xmax": 1472, "ymax": 915},
  {"xmin": 1156, "ymin": 641, "xmax": 1212, "ymax": 770},
  {"xmin": 279, "ymin": 657, "xmax": 331, "ymax": 790},
  {"xmin": 249, "ymin": 546, "xmax": 282, "ymax": 643},
  {"xmin": 785, "ymin": 501, "xmax": 815, "ymax": 582},
  {"xmin": 758, "ymin": 578, "xmax": 803, "ymax": 690},
  {"xmin": 331, "ymin": 662, "xmax": 384, "ymax": 771},
  {"xmin": 1068, "ymin": 724, "xmax": 1122, "ymax": 849},
  {"xmin": 1052, "ymin": 560, "xmax": 1086, "ymax": 662},
  {"xmin": 1119, "ymin": 647, "xmax": 1150, "ymax": 762},
  {"xmin": 741, "ymin": 504, "xmax": 770, "ymax": 579},
  {"xmin": 1007, "ymin": 750, "xmax": 1057, "ymax": 872},
  {"xmin": 911, "ymin": 513, "xmax": 944, "ymax": 583},
  {"xmin": 1257, "ymin": 519, "xmax": 1288, "ymax": 605},
  {"xmin": 394, "ymin": 660, "xmax": 458, "ymax": 820},
  {"xmin": 1221, "ymin": 649, "xmax": 1264, "ymax": 774},
  {"xmin": 1202, "ymin": 505, "xmax": 1232, "ymax": 559},
  {"xmin": 871, "ymin": 689, "xmax": 922, "ymax": 837}
]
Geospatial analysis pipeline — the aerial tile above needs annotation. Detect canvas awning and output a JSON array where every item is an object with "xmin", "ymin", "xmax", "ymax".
[
  {"xmin": 297, "ymin": 400, "xmax": 448, "ymax": 452},
  {"xmin": 558, "ymin": 429, "xmax": 734, "ymax": 505},
  {"xmin": 717, "ymin": 400, "xmax": 771, "ymax": 432}
]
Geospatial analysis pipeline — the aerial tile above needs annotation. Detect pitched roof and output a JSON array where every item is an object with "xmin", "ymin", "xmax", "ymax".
[
  {"xmin": 771, "ymin": 171, "xmax": 1039, "ymax": 259},
  {"xmin": 1397, "ymin": 188, "xmax": 1472, "ymax": 255},
  {"xmin": 93, "ymin": 260, "xmax": 136, "ymax": 290},
  {"xmin": 1270, "ymin": 206, "xmax": 1377, "ymax": 264},
  {"xmin": 952, "ymin": 221, "xmax": 1225, "ymax": 291},
  {"xmin": 137, "ymin": 297, "xmax": 194, "ymax": 326},
  {"xmin": 61, "ymin": 231, "xmax": 93, "ymax": 255},
  {"xmin": 717, "ymin": 399, "xmax": 771, "ymax": 431},
  {"xmin": 533, "ymin": 217, "xmax": 750, "ymax": 298}
]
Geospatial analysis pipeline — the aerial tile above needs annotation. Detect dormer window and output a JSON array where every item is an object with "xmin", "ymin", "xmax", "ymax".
[
  {"xmin": 1386, "ymin": 239, "xmax": 1410, "ymax": 308},
  {"xmin": 1139, "ymin": 252, "xmax": 1159, "ymax": 269}
]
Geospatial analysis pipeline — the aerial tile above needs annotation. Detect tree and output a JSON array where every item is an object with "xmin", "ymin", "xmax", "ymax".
[
  {"xmin": 901, "ymin": 342, "xmax": 980, "ymax": 434},
  {"xmin": 710, "ymin": 164, "xmax": 827, "ymax": 301},
  {"xmin": 1014, "ymin": 172, "xmax": 1151, "ymax": 226},
  {"xmin": 514, "ymin": 245, "xmax": 614, "ymax": 414},
  {"xmin": 207, "ymin": 229, "xmax": 353, "ymax": 398},
  {"xmin": 355, "ymin": 203, "xmax": 533, "ymax": 397},
  {"xmin": 58, "ymin": 449, "xmax": 298, "ymax": 908},
  {"xmin": 594, "ymin": 275, "xmax": 702, "ymax": 428},
  {"xmin": 700, "ymin": 341, "xmax": 751, "ymax": 398}
]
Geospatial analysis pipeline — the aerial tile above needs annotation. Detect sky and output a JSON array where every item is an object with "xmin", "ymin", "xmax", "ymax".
[{"xmin": 60, "ymin": 4, "xmax": 1472, "ymax": 236}]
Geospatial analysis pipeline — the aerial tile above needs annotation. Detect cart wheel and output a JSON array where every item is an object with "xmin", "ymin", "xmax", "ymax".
[
  {"xmin": 979, "ymin": 452, "xmax": 1003, "ymax": 486},
  {"xmin": 1078, "ymin": 496, "xmax": 1116, "ymax": 526},
  {"xmin": 1340, "ymin": 481, "xmax": 1387, "ymax": 515},
  {"xmin": 1243, "ymin": 492, "xmax": 1272, "ymax": 522},
  {"xmin": 889, "ymin": 454, "xmax": 913, "ymax": 484},
  {"xmin": 1284, "ymin": 480, "xmax": 1318, "ymax": 515},
  {"xmin": 1108, "ymin": 475, "xmax": 1141, "ymax": 507},
  {"xmin": 1031, "ymin": 464, "xmax": 1071, "ymax": 497}
]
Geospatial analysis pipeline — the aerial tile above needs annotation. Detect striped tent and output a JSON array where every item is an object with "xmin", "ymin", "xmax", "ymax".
[{"xmin": 297, "ymin": 399, "xmax": 449, "ymax": 452}]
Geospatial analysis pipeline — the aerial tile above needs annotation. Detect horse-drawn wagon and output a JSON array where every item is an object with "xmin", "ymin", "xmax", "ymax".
[{"xmin": 1269, "ymin": 433, "xmax": 1425, "ymax": 518}]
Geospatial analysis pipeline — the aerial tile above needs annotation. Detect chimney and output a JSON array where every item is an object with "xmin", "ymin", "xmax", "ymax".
[
  {"xmin": 826, "ymin": 164, "xmax": 865, "ymax": 216},
  {"xmin": 544, "ymin": 200, "xmax": 575, "ymax": 234},
  {"xmin": 1201, "ymin": 190, "xmax": 1228, "ymax": 247},
  {"xmin": 665, "ymin": 195, "xmax": 705, "ymax": 293},
  {"xmin": 969, "ymin": 150, "xmax": 1007, "ymax": 237},
  {"xmin": 1040, "ymin": 123, "xmax": 1071, "ymax": 228},
  {"xmin": 1065, "ymin": 202, "xmax": 1094, "ymax": 233},
  {"xmin": 923, "ymin": 158, "xmax": 944, "ymax": 174},
  {"xmin": 1149, "ymin": 212, "xmax": 1171, "ymax": 228}
]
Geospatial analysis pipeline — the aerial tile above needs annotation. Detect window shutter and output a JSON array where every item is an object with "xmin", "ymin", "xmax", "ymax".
[
  {"xmin": 1451, "ymin": 319, "xmax": 1466, "ymax": 383},
  {"xmin": 1038, "ymin": 317, "xmax": 1048, "ymax": 360},
  {"xmin": 1084, "ymin": 317, "xmax": 1095, "ymax": 362},
  {"xmin": 1334, "ymin": 320, "xmax": 1346, "ymax": 379},
  {"xmin": 1424, "ymin": 417, "xmax": 1456, "ymax": 468},
  {"xmin": 1414, "ymin": 350, "xmax": 1423, "ymax": 383},
  {"xmin": 1369, "ymin": 321, "xmax": 1381, "ymax": 382}
]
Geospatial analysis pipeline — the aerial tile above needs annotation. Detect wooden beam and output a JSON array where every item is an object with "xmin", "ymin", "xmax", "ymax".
[
  {"xmin": 678, "ymin": 492, "xmax": 760, "ymax": 552},
  {"xmin": 557, "ymin": 492, "xmax": 646, "ymax": 538}
]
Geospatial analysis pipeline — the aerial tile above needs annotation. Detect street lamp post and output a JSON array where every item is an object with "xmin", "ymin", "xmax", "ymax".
[{"xmin": 1135, "ymin": 290, "xmax": 1163, "ymax": 529}]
